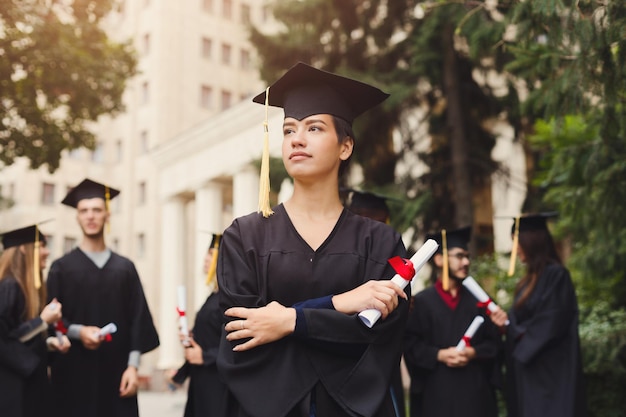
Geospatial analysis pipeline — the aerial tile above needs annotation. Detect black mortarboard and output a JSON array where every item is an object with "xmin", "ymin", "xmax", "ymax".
[
  {"xmin": 252, "ymin": 62, "xmax": 390, "ymax": 218},
  {"xmin": 1, "ymin": 221, "xmax": 52, "ymax": 289},
  {"xmin": 426, "ymin": 226, "xmax": 472, "ymax": 252},
  {"xmin": 344, "ymin": 189, "xmax": 391, "ymax": 224},
  {"xmin": 425, "ymin": 226, "xmax": 472, "ymax": 291},
  {"xmin": 1, "ymin": 224, "xmax": 46, "ymax": 249},
  {"xmin": 61, "ymin": 178, "xmax": 120, "ymax": 208},
  {"xmin": 252, "ymin": 62, "xmax": 389, "ymax": 124},
  {"xmin": 512, "ymin": 212, "xmax": 558, "ymax": 234}
]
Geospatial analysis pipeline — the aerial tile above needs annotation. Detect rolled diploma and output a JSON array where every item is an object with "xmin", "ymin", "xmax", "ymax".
[
  {"xmin": 99, "ymin": 322, "xmax": 118, "ymax": 337},
  {"xmin": 49, "ymin": 302, "xmax": 64, "ymax": 345},
  {"xmin": 462, "ymin": 276, "xmax": 509, "ymax": 325},
  {"xmin": 358, "ymin": 239, "xmax": 439, "ymax": 328},
  {"xmin": 456, "ymin": 315, "xmax": 484, "ymax": 351},
  {"xmin": 177, "ymin": 285, "xmax": 190, "ymax": 346}
]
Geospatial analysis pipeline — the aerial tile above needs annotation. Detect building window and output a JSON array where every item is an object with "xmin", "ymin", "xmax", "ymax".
[
  {"xmin": 240, "ymin": 48, "xmax": 251, "ymax": 70},
  {"xmin": 141, "ymin": 81, "xmax": 149, "ymax": 104},
  {"xmin": 140, "ymin": 130, "xmax": 149, "ymax": 154},
  {"xmin": 222, "ymin": 0, "xmax": 232, "ymax": 19},
  {"xmin": 221, "ymin": 90, "xmax": 232, "ymax": 110},
  {"xmin": 41, "ymin": 182, "xmax": 55, "ymax": 205},
  {"xmin": 91, "ymin": 141, "xmax": 104, "ymax": 163},
  {"xmin": 221, "ymin": 43, "xmax": 231, "ymax": 65},
  {"xmin": 200, "ymin": 85, "xmax": 212, "ymax": 109},
  {"xmin": 142, "ymin": 33, "xmax": 150, "ymax": 55},
  {"xmin": 63, "ymin": 237, "xmax": 77, "ymax": 254},
  {"xmin": 240, "ymin": 3, "xmax": 251, "ymax": 25},
  {"xmin": 202, "ymin": 0, "xmax": 213, "ymax": 13},
  {"xmin": 137, "ymin": 233, "xmax": 145, "ymax": 258},
  {"xmin": 138, "ymin": 181, "xmax": 146, "ymax": 206},
  {"xmin": 201, "ymin": 37, "xmax": 212, "ymax": 60},
  {"xmin": 115, "ymin": 140, "xmax": 123, "ymax": 163}
]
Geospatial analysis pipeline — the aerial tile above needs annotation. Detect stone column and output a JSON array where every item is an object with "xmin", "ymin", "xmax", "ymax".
[
  {"xmin": 233, "ymin": 165, "xmax": 258, "ymax": 218},
  {"xmin": 157, "ymin": 196, "xmax": 185, "ymax": 369}
]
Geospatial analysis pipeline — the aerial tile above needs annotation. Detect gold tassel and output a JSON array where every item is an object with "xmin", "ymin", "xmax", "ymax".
[
  {"xmin": 105, "ymin": 185, "xmax": 111, "ymax": 234},
  {"xmin": 258, "ymin": 87, "xmax": 274, "ymax": 218},
  {"xmin": 442, "ymin": 229, "xmax": 449, "ymax": 291},
  {"xmin": 508, "ymin": 217, "xmax": 520, "ymax": 276},
  {"xmin": 33, "ymin": 230, "xmax": 41, "ymax": 290},
  {"xmin": 205, "ymin": 235, "xmax": 221, "ymax": 286}
]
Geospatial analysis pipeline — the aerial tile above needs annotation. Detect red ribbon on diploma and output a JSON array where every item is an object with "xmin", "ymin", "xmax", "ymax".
[
  {"xmin": 388, "ymin": 256, "xmax": 415, "ymax": 281},
  {"xmin": 476, "ymin": 299, "xmax": 494, "ymax": 315},
  {"xmin": 176, "ymin": 307, "xmax": 186, "ymax": 317},
  {"xmin": 462, "ymin": 335, "xmax": 472, "ymax": 347},
  {"xmin": 55, "ymin": 320, "xmax": 68, "ymax": 335}
]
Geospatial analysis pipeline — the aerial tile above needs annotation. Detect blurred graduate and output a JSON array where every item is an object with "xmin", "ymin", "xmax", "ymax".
[
  {"xmin": 0, "ymin": 223, "xmax": 70, "ymax": 417},
  {"xmin": 46, "ymin": 179, "xmax": 159, "ymax": 417},
  {"xmin": 403, "ymin": 226, "xmax": 501, "ymax": 417}
]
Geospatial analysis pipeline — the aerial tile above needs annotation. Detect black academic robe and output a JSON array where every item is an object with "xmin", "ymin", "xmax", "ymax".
[
  {"xmin": 505, "ymin": 263, "xmax": 588, "ymax": 417},
  {"xmin": 403, "ymin": 284, "xmax": 501, "ymax": 417},
  {"xmin": 0, "ymin": 276, "xmax": 49, "ymax": 417},
  {"xmin": 46, "ymin": 249, "xmax": 160, "ymax": 417},
  {"xmin": 217, "ymin": 204, "xmax": 409, "ymax": 417},
  {"xmin": 173, "ymin": 292, "xmax": 227, "ymax": 417}
]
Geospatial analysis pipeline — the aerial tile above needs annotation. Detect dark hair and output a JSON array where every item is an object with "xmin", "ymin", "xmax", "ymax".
[
  {"xmin": 514, "ymin": 228, "xmax": 562, "ymax": 309},
  {"xmin": 332, "ymin": 116, "xmax": 354, "ymax": 178}
]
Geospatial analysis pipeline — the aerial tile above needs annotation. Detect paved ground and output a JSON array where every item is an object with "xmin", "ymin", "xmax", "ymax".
[{"xmin": 138, "ymin": 389, "xmax": 187, "ymax": 417}]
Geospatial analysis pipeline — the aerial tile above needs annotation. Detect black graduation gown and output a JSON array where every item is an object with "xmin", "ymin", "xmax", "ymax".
[
  {"xmin": 0, "ymin": 277, "xmax": 49, "ymax": 417},
  {"xmin": 46, "ymin": 249, "xmax": 160, "ymax": 417},
  {"xmin": 217, "ymin": 204, "xmax": 409, "ymax": 417},
  {"xmin": 173, "ymin": 292, "xmax": 227, "ymax": 417},
  {"xmin": 403, "ymin": 285, "xmax": 501, "ymax": 417},
  {"xmin": 505, "ymin": 263, "xmax": 588, "ymax": 417}
]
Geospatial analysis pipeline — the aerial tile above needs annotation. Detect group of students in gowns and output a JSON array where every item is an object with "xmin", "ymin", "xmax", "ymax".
[{"xmin": 1, "ymin": 179, "xmax": 159, "ymax": 417}]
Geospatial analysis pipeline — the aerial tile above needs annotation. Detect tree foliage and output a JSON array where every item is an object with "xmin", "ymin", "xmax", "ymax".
[
  {"xmin": 502, "ymin": 0, "xmax": 626, "ymax": 308},
  {"xmin": 249, "ymin": 0, "xmax": 509, "ymax": 239},
  {"xmin": 0, "ymin": 0, "xmax": 137, "ymax": 172}
]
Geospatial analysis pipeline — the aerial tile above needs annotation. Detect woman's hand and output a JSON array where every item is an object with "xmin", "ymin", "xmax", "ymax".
[
  {"xmin": 47, "ymin": 335, "xmax": 71, "ymax": 353},
  {"xmin": 183, "ymin": 336, "xmax": 204, "ymax": 365},
  {"xmin": 224, "ymin": 301, "xmax": 296, "ymax": 352},
  {"xmin": 331, "ymin": 280, "xmax": 408, "ymax": 319},
  {"xmin": 40, "ymin": 298, "xmax": 62, "ymax": 325},
  {"xmin": 490, "ymin": 305, "xmax": 509, "ymax": 328}
]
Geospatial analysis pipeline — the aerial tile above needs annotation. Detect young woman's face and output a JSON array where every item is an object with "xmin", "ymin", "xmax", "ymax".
[{"xmin": 282, "ymin": 114, "xmax": 353, "ymax": 180}]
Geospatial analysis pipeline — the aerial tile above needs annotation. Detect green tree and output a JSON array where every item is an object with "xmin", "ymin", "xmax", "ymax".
[
  {"xmin": 0, "ymin": 0, "xmax": 137, "ymax": 172},
  {"xmin": 502, "ymin": 0, "xmax": 626, "ymax": 308},
  {"xmin": 249, "ymin": 0, "xmax": 509, "ymax": 239}
]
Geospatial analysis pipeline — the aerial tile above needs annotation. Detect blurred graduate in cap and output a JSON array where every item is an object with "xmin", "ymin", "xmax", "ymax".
[
  {"xmin": 217, "ymin": 62, "xmax": 409, "ymax": 417},
  {"xmin": 489, "ymin": 213, "xmax": 587, "ymax": 417},
  {"xmin": 46, "ymin": 179, "xmax": 159, "ymax": 417},
  {"xmin": 0, "ymin": 223, "xmax": 70, "ymax": 417},
  {"xmin": 171, "ymin": 233, "xmax": 227, "ymax": 417},
  {"xmin": 403, "ymin": 226, "xmax": 501, "ymax": 417}
]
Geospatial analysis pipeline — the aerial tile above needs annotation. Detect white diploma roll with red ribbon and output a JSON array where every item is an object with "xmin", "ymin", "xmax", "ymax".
[
  {"xmin": 456, "ymin": 315, "xmax": 484, "ymax": 351},
  {"xmin": 177, "ymin": 285, "xmax": 190, "ymax": 346},
  {"xmin": 462, "ymin": 276, "xmax": 509, "ymax": 325},
  {"xmin": 358, "ymin": 239, "xmax": 439, "ymax": 328},
  {"xmin": 98, "ymin": 322, "xmax": 118, "ymax": 341}
]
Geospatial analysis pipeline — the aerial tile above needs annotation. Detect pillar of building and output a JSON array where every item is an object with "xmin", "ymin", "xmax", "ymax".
[
  {"xmin": 193, "ymin": 182, "xmax": 224, "ymax": 309},
  {"xmin": 233, "ymin": 165, "xmax": 258, "ymax": 218},
  {"xmin": 157, "ymin": 196, "xmax": 186, "ymax": 370}
]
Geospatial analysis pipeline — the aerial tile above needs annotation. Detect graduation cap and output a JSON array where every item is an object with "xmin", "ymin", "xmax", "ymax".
[
  {"xmin": 205, "ymin": 233, "xmax": 222, "ymax": 286},
  {"xmin": 252, "ymin": 62, "xmax": 390, "ymax": 217},
  {"xmin": 61, "ymin": 178, "xmax": 120, "ymax": 208},
  {"xmin": 425, "ymin": 226, "xmax": 472, "ymax": 291},
  {"xmin": 507, "ymin": 212, "xmax": 558, "ymax": 276},
  {"xmin": 1, "ymin": 221, "xmax": 52, "ymax": 289},
  {"xmin": 344, "ymin": 188, "xmax": 391, "ymax": 224}
]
